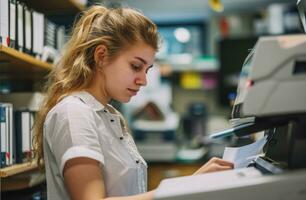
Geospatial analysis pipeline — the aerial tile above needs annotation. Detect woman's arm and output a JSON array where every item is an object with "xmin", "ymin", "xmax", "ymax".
[
  {"xmin": 63, "ymin": 157, "xmax": 233, "ymax": 200},
  {"xmin": 63, "ymin": 157, "xmax": 155, "ymax": 200},
  {"xmin": 64, "ymin": 157, "xmax": 107, "ymax": 200},
  {"xmin": 104, "ymin": 190, "xmax": 155, "ymax": 200}
]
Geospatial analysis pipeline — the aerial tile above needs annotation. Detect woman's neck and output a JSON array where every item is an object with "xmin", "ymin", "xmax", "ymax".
[{"xmin": 85, "ymin": 85, "xmax": 109, "ymax": 107}]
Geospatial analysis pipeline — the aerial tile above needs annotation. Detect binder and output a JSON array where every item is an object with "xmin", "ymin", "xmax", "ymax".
[
  {"xmin": 30, "ymin": 6, "xmax": 33, "ymax": 55},
  {"xmin": 32, "ymin": 10, "xmax": 44, "ymax": 57},
  {"xmin": 56, "ymin": 25, "xmax": 65, "ymax": 52},
  {"xmin": 0, "ymin": 0, "xmax": 9, "ymax": 46},
  {"xmin": 44, "ymin": 18, "xmax": 56, "ymax": 49},
  {"xmin": 8, "ymin": 103, "xmax": 14, "ymax": 165},
  {"xmin": 0, "ymin": 105, "xmax": 6, "ymax": 167},
  {"xmin": 8, "ymin": 0, "xmax": 17, "ymax": 48},
  {"xmin": 0, "ymin": 103, "xmax": 14, "ymax": 166},
  {"xmin": 24, "ymin": 5, "xmax": 32, "ymax": 54},
  {"xmin": 16, "ymin": 1, "xmax": 24, "ymax": 51},
  {"xmin": 22, "ymin": 1, "xmax": 26, "ymax": 52},
  {"xmin": 15, "ymin": 110, "xmax": 35, "ymax": 163}
]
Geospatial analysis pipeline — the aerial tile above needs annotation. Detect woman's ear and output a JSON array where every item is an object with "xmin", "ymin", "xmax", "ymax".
[{"xmin": 94, "ymin": 45, "xmax": 107, "ymax": 67}]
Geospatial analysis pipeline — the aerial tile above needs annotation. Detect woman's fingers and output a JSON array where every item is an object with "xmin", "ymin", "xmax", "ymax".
[
  {"xmin": 209, "ymin": 157, "xmax": 234, "ymax": 168},
  {"xmin": 193, "ymin": 157, "xmax": 234, "ymax": 175},
  {"xmin": 207, "ymin": 162, "xmax": 233, "ymax": 172},
  {"xmin": 214, "ymin": 164, "xmax": 233, "ymax": 171}
]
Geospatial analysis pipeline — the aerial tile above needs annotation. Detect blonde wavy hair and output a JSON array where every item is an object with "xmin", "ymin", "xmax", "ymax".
[{"xmin": 33, "ymin": 5, "xmax": 159, "ymax": 168}]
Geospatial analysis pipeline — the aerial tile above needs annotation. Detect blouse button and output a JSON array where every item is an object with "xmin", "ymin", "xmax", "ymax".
[
  {"xmin": 110, "ymin": 119, "xmax": 114, "ymax": 122},
  {"xmin": 119, "ymin": 136, "xmax": 123, "ymax": 140},
  {"xmin": 136, "ymin": 160, "xmax": 140, "ymax": 164},
  {"xmin": 103, "ymin": 110, "xmax": 107, "ymax": 113}
]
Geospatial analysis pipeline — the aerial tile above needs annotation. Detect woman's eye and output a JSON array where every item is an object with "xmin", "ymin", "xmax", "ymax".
[{"xmin": 131, "ymin": 64, "xmax": 141, "ymax": 71}]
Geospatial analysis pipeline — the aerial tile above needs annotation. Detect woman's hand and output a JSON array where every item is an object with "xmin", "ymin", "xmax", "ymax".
[{"xmin": 193, "ymin": 157, "xmax": 234, "ymax": 175}]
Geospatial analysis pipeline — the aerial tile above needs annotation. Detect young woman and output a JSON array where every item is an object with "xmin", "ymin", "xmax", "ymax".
[{"xmin": 33, "ymin": 5, "xmax": 233, "ymax": 200}]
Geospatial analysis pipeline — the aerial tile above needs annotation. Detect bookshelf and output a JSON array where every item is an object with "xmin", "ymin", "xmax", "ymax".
[
  {"xmin": 0, "ymin": 32, "xmax": 49, "ymax": 182},
  {"xmin": 0, "ymin": 0, "xmax": 85, "ymax": 196},
  {"xmin": 0, "ymin": 45, "xmax": 52, "ymax": 76},
  {"xmin": 22, "ymin": 0, "xmax": 86, "ymax": 15},
  {"xmin": 0, "ymin": 161, "xmax": 37, "ymax": 178},
  {"xmin": 1, "ymin": 161, "xmax": 45, "ymax": 192}
]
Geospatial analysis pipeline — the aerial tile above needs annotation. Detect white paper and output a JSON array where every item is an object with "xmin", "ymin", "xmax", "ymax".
[{"xmin": 223, "ymin": 136, "xmax": 268, "ymax": 168}]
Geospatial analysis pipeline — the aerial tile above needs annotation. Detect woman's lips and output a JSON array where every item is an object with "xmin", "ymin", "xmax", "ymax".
[{"xmin": 128, "ymin": 88, "xmax": 139, "ymax": 96}]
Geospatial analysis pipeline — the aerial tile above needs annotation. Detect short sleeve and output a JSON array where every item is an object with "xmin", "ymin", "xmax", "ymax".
[{"xmin": 44, "ymin": 101, "xmax": 105, "ymax": 176}]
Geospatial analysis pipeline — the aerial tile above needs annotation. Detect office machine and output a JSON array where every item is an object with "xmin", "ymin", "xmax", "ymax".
[{"xmin": 154, "ymin": 32, "xmax": 306, "ymax": 200}]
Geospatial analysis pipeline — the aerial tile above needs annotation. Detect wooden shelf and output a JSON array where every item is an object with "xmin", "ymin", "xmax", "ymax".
[
  {"xmin": 22, "ymin": 0, "xmax": 86, "ymax": 15},
  {"xmin": 0, "ymin": 162, "xmax": 38, "ymax": 178},
  {"xmin": 0, "ymin": 45, "xmax": 52, "ymax": 79}
]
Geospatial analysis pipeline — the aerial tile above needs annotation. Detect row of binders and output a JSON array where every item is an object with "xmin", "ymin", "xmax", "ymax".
[
  {"xmin": 0, "ymin": 0, "xmax": 66, "ymax": 62},
  {"xmin": 0, "ymin": 103, "xmax": 35, "ymax": 168}
]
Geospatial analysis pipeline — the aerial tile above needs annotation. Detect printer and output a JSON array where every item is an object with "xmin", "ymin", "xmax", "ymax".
[{"xmin": 154, "ymin": 9, "xmax": 306, "ymax": 200}]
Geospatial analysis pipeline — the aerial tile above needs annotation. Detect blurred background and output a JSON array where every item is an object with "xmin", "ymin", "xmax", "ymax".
[{"xmin": 1, "ymin": 0, "xmax": 305, "ymax": 199}]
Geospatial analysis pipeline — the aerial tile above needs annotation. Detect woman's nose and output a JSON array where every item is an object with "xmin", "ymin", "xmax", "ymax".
[{"xmin": 135, "ymin": 72, "xmax": 147, "ymax": 86}]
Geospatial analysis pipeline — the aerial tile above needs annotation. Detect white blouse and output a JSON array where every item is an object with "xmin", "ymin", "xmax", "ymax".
[{"xmin": 43, "ymin": 91, "xmax": 147, "ymax": 200}]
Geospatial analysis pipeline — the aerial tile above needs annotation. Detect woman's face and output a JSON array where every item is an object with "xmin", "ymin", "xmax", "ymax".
[{"xmin": 102, "ymin": 43, "xmax": 156, "ymax": 103}]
